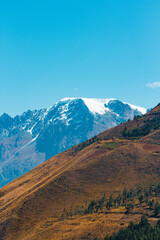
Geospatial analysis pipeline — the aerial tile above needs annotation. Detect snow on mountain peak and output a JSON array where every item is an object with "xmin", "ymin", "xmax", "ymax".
[
  {"xmin": 59, "ymin": 97, "xmax": 147, "ymax": 116},
  {"xmin": 122, "ymin": 101, "xmax": 146, "ymax": 115},
  {"xmin": 60, "ymin": 97, "xmax": 77, "ymax": 102},
  {"xmin": 0, "ymin": 96, "xmax": 148, "ymax": 187},
  {"xmin": 60, "ymin": 97, "xmax": 112, "ymax": 115},
  {"xmin": 82, "ymin": 98, "xmax": 115, "ymax": 115}
]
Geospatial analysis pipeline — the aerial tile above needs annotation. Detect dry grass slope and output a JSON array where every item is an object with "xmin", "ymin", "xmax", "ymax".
[{"xmin": 0, "ymin": 103, "xmax": 160, "ymax": 239}]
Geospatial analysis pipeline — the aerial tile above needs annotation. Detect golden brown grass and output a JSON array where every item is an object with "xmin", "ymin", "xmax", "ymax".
[{"xmin": 0, "ymin": 104, "xmax": 160, "ymax": 239}]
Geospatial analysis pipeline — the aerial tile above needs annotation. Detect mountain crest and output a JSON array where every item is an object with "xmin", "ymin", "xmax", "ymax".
[{"xmin": 0, "ymin": 97, "xmax": 146, "ymax": 187}]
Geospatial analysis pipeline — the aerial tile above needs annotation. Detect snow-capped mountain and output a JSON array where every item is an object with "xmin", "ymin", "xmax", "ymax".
[{"xmin": 0, "ymin": 98, "xmax": 146, "ymax": 187}]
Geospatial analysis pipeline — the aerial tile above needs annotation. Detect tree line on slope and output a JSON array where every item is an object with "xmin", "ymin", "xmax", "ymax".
[
  {"xmin": 61, "ymin": 183, "xmax": 160, "ymax": 219},
  {"xmin": 104, "ymin": 215, "xmax": 160, "ymax": 240},
  {"xmin": 122, "ymin": 114, "xmax": 160, "ymax": 138},
  {"xmin": 84, "ymin": 184, "xmax": 160, "ymax": 216}
]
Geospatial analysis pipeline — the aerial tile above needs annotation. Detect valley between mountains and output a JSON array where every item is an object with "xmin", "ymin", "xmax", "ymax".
[{"xmin": 0, "ymin": 103, "xmax": 159, "ymax": 239}]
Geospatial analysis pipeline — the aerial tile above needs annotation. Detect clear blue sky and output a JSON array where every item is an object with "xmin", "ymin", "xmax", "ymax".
[{"xmin": 0, "ymin": 0, "xmax": 160, "ymax": 116}]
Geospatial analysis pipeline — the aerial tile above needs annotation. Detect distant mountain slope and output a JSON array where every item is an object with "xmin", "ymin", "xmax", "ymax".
[
  {"xmin": 0, "ymin": 103, "xmax": 159, "ymax": 240},
  {"xmin": 0, "ymin": 98, "xmax": 146, "ymax": 187}
]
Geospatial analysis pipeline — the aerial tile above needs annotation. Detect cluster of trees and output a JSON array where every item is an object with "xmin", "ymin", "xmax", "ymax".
[
  {"xmin": 83, "ymin": 184, "xmax": 160, "ymax": 217},
  {"xmin": 122, "ymin": 126, "xmax": 150, "ymax": 138},
  {"xmin": 84, "ymin": 195, "xmax": 106, "ymax": 214},
  {"xmin": 61, "ymin": 183, "xmax": 160, "ymax": 220},
  {"xmin": 122, "ymin": 114, "xmax": 160, "ymax": 138},
  {"xmin": 133, "ymin": 115, "xmax": 143, "ymax": 120},
  {"xmin": 104, "ymin": 215, "xmax": 160, "ymax": 240},
  {"xmin": 84, "ymin": 188, "xmax": 136, "ymax": 215}
]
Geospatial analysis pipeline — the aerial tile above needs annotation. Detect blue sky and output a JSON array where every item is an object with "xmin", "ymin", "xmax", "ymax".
[{"xmin": 0, "ymin": 0, "xmax": 160, "ymax": 116}]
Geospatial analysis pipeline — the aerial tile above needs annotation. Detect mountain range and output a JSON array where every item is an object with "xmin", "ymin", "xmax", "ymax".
[
  {"xmin": 0, "ymin": 102, "xmax": 159, "ymax": 240},
  {"xmin": 0, "ymin": 98, "xmax": 146, "ymax": 187}
]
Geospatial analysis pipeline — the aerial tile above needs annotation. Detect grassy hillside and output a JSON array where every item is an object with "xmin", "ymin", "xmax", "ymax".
[{"xmin": 0, "ymin": 103, "xmax": 159, "ymax": 240}]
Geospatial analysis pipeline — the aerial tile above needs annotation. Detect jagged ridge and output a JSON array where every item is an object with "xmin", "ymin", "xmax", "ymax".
[{"xmin": 0, "ymin": 98, "xmax": 146, "ymax": 187}]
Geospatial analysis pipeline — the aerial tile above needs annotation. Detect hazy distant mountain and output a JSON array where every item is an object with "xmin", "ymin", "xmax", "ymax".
[{"xmin": 0, "ymin": 98, "xmax": 146, "ymax": 187}]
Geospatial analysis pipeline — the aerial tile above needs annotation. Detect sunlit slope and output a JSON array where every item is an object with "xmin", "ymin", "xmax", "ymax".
[{"xmin": 0, "ymin": 103, "xmax": 159, "ymax": 240}]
